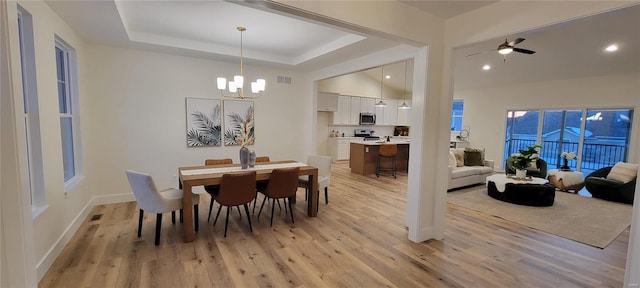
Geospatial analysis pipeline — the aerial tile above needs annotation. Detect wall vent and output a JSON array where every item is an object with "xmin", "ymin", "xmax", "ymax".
[{"xmin": 277, "ymin": 75, "xmax": 292, "ymax": 85}]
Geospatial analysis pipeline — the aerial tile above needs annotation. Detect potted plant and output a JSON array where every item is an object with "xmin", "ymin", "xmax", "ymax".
[
  {"xmin": 560, "ymin": 151, "xmax": 576, "ymax": 171},
  {"xmin": 508, "ymin": 144, "xmax": 542, "ymax": 178}
]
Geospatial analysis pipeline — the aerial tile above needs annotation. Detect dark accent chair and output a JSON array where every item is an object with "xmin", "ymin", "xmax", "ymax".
[
  {"xmin": 585, "ymin": 166, "xmax": 636, "ymax": 204},
  {"xmin": 506, "ymin": 158, "xmax": 548, "ymax": 179}
]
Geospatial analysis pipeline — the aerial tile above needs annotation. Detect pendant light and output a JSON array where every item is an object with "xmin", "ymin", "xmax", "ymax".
[
  {"xmin": 398, "ymin": 60, "xmax": 411, "ymax": 110},
  {"xmin": 216, "ymin": 27, "xmax": 266, "ymax": 99},
  {"xmin": 374, "ymin": 65, "xmax": 387, "ymax": 107}
]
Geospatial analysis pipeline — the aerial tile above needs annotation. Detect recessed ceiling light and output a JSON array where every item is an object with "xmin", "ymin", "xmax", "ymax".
[
  {"xmin": 482, "ymin": 65, "xmax": 491, "ymax": 71},
  {"xmin": 605, "ymin": 44, "xmax": 618, "ymax": 52},
  {"xmin": 385, "ymin": 75, "xmax": 391, "ymax": 79}
]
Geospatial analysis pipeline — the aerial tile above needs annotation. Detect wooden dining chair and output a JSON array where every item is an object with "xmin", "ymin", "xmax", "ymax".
[
  {"xmin": 213, "ymin": 171, "xmax": 257, "ymax": 237},
  {"xmin": 257, "ymin": 167, "xmax": 300, "ymax": 227},
  {"xmin": 255, "ymin": 156, "xmax": 270, "ymax": 163},
  {"xmin": 125, "ymin": 170, "xmax": 199, "ymax": 245},
  {"xmin": 204, "ymin": 158, "xmax": 235, "ymax": 222}
]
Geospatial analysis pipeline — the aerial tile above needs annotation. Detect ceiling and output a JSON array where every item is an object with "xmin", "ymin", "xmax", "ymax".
[
  {"xmin": 45, "ymin": 1, "xmax": 639, "ymax": 90},
  {"xmin": 45, "ymin": 0, "xmax": 494, "ymax": 72},
  {"xmin": 454, "ymin": 4, "xmax": 640, "ymax": 91}
]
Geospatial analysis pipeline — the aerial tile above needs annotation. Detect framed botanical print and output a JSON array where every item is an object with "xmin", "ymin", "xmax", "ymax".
[
  {"xmin": 185, "ymin": 98, "xmax": 221, "ymax": 147},
  {"xmin": 224, "ymin": 100, "xmax": 255, "ymax": 146}
]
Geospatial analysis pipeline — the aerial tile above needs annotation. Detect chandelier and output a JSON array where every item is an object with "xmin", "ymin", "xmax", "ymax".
[
  {"xmin": 216, "ymin": 27, "xmax": 265, "ymax": 99},
  {"xmin": 374, "ymin": 65, "xmax": 387, "ymax": 107}
]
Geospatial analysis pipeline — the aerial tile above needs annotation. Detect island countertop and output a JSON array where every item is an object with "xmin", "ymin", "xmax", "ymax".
[
  {"xmin": 349, "ymin": 141, "xmax": 409, "ymax": 176},
  {"xmin": 350, "ymin": 139, "xmax": 410, "ymax": 145}
]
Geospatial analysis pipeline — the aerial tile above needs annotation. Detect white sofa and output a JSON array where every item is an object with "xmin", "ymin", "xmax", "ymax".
[{"xmin": 448, "ymin": 149, "xmax": 494, "ymax": 190}]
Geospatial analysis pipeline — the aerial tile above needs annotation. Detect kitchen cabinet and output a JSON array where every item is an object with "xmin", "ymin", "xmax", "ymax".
[
  {"xmin": 332, "ymin": 96, "xmax": 351, "ymax": 125},
  {"xmin": 328, "ymin": 137, "xmax": 361, "ymax": 161},
  {"xmin": 360, "ymin": 98, "xmax": 375, "ymax": 113},
  {"xmin": 373, "ymin": 99, "xmax": 398, "ymax": 126},
  {"xmin": 397, "ymin": 100, "xmax": 411, "ymax": 126},
  {"xmin": 317, "ymin": 92, "xmax": 338, "ymax": 111},
  {"xmin": 350, "ymin": 97, "xmax": 361, "ymax": 125}
]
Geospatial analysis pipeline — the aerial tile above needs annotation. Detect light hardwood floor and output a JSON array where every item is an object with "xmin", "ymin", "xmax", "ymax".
[{"xmin": 40, "ymin": 162, "xmax": 628, "ymax": 287}]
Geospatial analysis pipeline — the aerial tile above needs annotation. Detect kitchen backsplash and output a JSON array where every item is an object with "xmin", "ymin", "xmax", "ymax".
[{"xmin": 329, "ymin": 125, "xmax": 394, "ymax": 137}]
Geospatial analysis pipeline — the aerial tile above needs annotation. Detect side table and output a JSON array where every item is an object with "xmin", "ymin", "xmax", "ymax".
[{"xmin": 548, "ymin": 169, "xmax": 584, "ymax": 192}]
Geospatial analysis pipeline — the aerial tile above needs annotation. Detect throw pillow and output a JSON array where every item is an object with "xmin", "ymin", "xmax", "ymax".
[
  {"xmin": 607, "ymin": 162, "xmax": 638, "ymax": 183},
  {"xmin": 452, "ymin": 149, "xmax": 464, "ymax": 167},
  {"xmin": 464, "ymin": 148, "xmax": 485, "ymax": 165},
  {"xmin": 464, "ymin": 150, "xmax": 484, "ymax": 166},
  {"xmin": 448, "ymin": 151, "xmax": 457, "ymax": 168}
]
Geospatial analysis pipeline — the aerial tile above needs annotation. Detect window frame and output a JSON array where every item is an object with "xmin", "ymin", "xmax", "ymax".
[
  {"xmin": 18, "ymin": 6, "xmax": 47, "ymax": 213},
  {"xmin": 55, "ymin": 36, "xmax": 84, "ymax": 191},
  {"xmin": 451, "ymin": 100, "xmax": 464, "ymax": 131}
]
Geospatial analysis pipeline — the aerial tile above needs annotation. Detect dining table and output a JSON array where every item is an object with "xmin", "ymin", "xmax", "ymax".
[{"xmin": 178, "ymin": 160, "xmax": 318, "ymax": 243}]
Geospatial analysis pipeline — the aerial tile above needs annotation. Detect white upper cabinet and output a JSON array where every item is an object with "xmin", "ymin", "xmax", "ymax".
[
  {"xmin": 350, "ymin": 97, "xmax": 361, "ymax": 124},
  {"xmin": 332, "ymin": 96, "xmax": 351, "ymax": 125},
  {"xmin": 360, "ymin": 98, "xmax": 375, "ymax": 113},
  {"xmin": 317, "ymin": 92, "xmax": 338, "ymax": 112},
  {"xmin": 397, "ymin": 100, "xmax": 411, "ymax": 126},
  {"xmin": 383, "ymin": 99, "xmax": 398, "ymax": 125}
]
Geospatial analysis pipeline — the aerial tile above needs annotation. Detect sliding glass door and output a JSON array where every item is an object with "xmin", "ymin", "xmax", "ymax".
[{"xmin": 504, "ymin": 108, "xmax": 633, "ymax": 174}]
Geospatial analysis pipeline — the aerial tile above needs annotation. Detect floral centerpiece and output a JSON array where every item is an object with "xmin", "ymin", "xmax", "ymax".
[
  {"xmin": 560, "ymin": 151, "xmax": 576, "ymax": 171},
  {"xmin": 508, "ymin": 144, "xmax": 542, "ymax": 178}
]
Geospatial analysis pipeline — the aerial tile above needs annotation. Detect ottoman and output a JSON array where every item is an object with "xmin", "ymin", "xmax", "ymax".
[
  {"xmin": 486, "ymin": 174, "xmax": 555, "ymax": 206},
  {"xmin": 547, "ymin": 169, "xmax": 584, "ymax": 192}
]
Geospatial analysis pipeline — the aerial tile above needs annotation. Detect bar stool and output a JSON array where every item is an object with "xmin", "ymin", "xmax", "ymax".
[{"xmin": 376, "ymin": 144, "xmax": 398, "ymax": 178}]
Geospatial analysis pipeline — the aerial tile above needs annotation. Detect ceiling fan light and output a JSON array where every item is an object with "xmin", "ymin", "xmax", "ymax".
[{"xmin": 498, "ymin": 47, "xmax": 513, "ymax": 55}]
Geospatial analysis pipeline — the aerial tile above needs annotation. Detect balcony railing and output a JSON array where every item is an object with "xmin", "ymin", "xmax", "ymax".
[{"xmin": 504, "ymin": 138, "xmax": 627, "ymax": 173}]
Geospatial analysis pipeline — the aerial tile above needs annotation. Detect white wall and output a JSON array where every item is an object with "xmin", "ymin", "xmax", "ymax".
[
  {"xmin": 85, "ymin": 45, "xmax": 311, "ymax": 195},
  {"xmin": 456, "ymin": 73, "xmax": 640, "ymax": 170},
  {"xmin": 318, "ymin": 71, "xmax": 403, "ymax": 99},
  {"xmin": 9, "ymin": 0, "xmax": 93, "ymax": 279}
]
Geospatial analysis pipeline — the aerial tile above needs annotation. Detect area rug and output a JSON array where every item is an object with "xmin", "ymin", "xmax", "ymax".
[{"xmin": 447, "ymin": 187, "xmax": 633, "ymax": 248}]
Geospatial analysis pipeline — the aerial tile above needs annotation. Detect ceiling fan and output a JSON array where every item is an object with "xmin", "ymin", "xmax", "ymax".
[{"xmin": 466, "ymin": 38, "xmax": 536, "ymax": 58}]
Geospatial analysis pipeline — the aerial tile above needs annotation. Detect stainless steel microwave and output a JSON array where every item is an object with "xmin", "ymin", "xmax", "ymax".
[{"xmin": 359, "ymin": 113, "xmax": 376, "ymax": 125}]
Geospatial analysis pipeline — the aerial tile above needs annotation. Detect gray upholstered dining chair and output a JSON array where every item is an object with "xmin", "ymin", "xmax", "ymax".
[
  {"xmin": 125, "ymin": 170, "xmax": 199, "ymax": 245},
  {"xmin": 299, "ymin": 155, "xmax": 331, "ymax": 209}
]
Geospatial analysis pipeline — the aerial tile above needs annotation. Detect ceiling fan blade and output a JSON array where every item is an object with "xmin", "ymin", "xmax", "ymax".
[
  {"xmin": 508, "ymin": 38, "xmax": 525, "ymax": 46},
  {"xmin": 465, "ymin": 49, "xmax": 496, "ymax": 57},
  {"xmin": 513, "ymin": 47, "xmax": 535, "ymax": 54}
]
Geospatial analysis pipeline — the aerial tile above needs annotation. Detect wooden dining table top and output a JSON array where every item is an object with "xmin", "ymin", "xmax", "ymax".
[{"xmin": 179, "ymin": 160, "xmax": 318, "ymax": 186}]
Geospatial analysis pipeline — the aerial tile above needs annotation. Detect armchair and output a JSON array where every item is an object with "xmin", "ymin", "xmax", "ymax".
[
  {"xmin": 506, "ymin": 158, "xmax": 548, "ymax": 178},
  {"xmin": 585, "ymin": 166, "xmax": 637, "ymax": 204}
]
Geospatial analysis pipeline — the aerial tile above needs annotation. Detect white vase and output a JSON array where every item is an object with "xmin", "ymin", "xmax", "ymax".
[{"xmin": 515, "ymin": 169, "xmax": 527, "ymax": 179}]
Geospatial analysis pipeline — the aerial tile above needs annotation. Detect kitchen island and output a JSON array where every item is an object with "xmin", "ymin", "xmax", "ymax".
[{"xmin": 350, "ymin": 140, "xmax": 410, "ymax": 176}]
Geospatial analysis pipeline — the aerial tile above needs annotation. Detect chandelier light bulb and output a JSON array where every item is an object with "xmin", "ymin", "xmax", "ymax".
[{"xmin": 217, "ymin": 77, "xmax": 227, "ymax": 90}]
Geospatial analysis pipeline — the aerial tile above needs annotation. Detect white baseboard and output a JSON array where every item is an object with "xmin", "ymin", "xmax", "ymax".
[
  {"xmin": 91, "ymin": 193, "xmax": 135, "ymax": 206},
  {"xmin": 35, "ymin": 193, "xmax": 135, "ymax": 281}
]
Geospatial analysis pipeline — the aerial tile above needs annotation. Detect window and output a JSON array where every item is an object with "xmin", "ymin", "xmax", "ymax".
[
  {"xmin": 18, "ymin": 6, "xmax": 45, "ymax": 208},
  {"xmin": 451, "ymin": 100, "xmax": 464, "ymax": 131},
  {"xmin": 55, "ymin": 37, "xmax": 83, "ymax": 188},
  {"xmin": 504, "ymin": 108, "xmax": 633, "ymax": 174}
]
